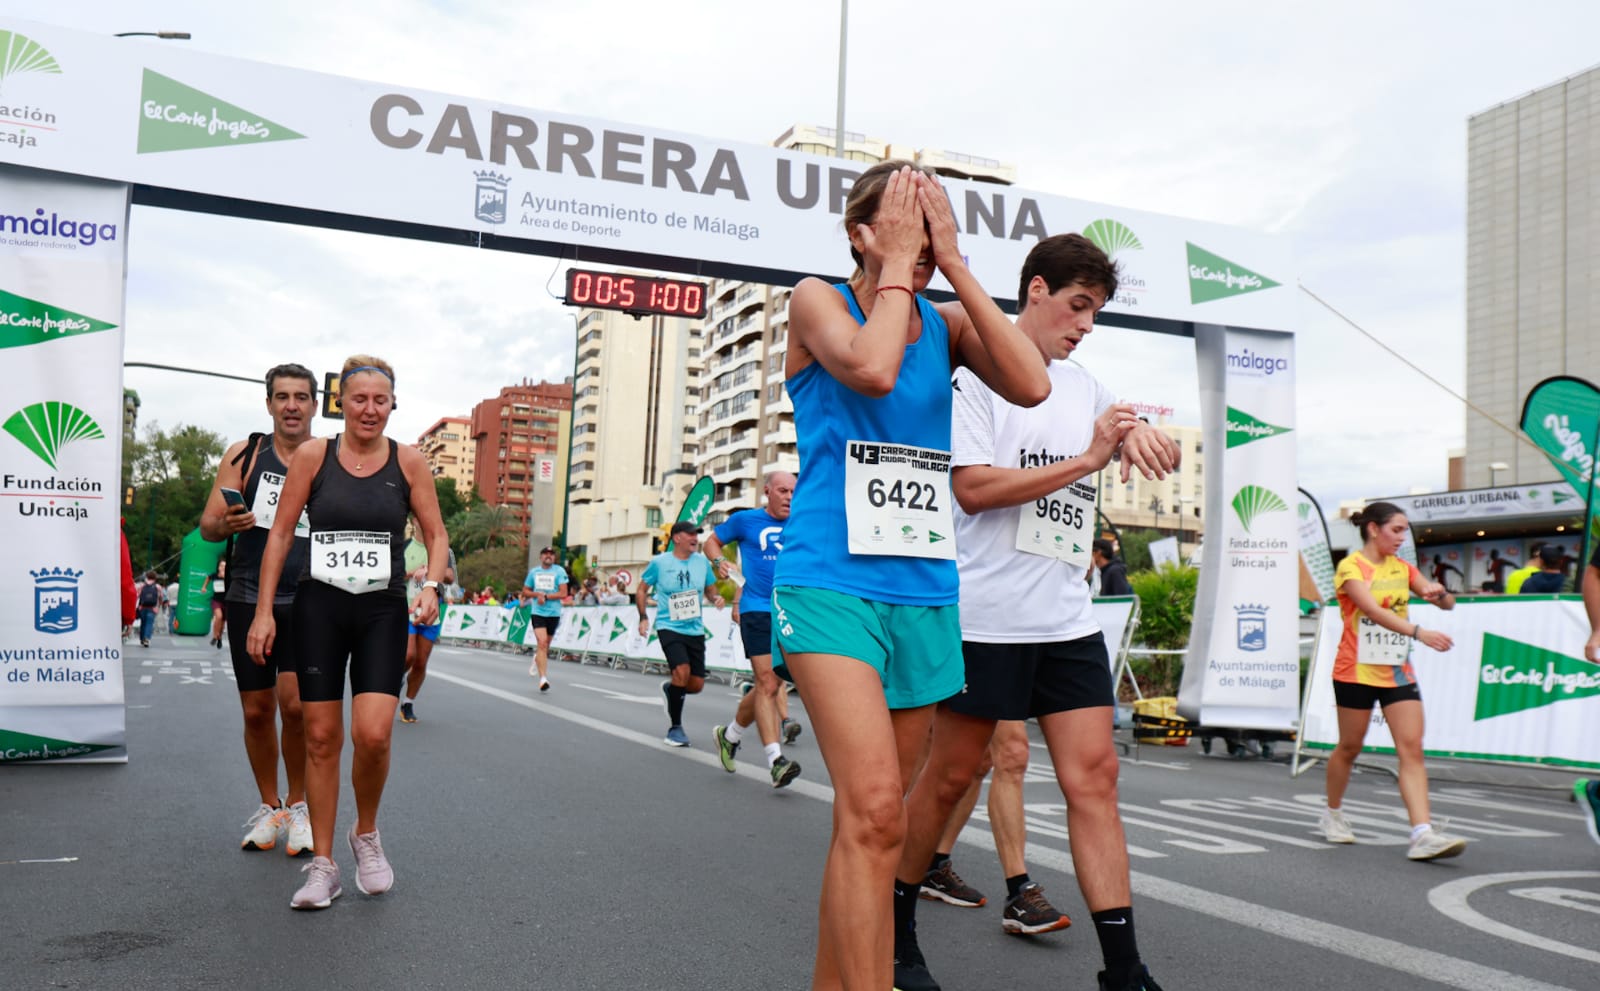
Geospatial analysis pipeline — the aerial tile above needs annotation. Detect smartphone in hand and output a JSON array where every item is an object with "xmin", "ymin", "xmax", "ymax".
[{"xmin": 221, "ymin": 487, "xmax": 247, "ymax": 508}]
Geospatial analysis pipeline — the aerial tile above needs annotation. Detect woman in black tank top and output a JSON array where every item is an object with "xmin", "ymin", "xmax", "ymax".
[{"xmin": 245, "ymin": 356, "xmax": 452, "ymax": 910}]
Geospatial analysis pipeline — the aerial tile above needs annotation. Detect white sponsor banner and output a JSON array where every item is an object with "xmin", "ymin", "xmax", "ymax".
[
  {"xmin": 1301, "ymin": 598, "xmax": 1600, "ymax": 769},
  {"xmin": 0, "ymin": 18, "xmax": 1292, "ymax": 328},
  {"xmin": 0, "ymin": 164, "xmax": 131, "ymax": 763},
  {"xmin": 523, "ymin": 605, "xmax": 753, "ymax": 675},
  {"xmin": 1297, "ymin": 497, "xmax": 1335, "ymax": 602},
  {"xmin": 1178, "ymin": 327, "xmax": 1300, "ymax": 729},
  {"xmin": 438, "ymin": 604, "xmax": 510, "ymax": 642},
  {"xmin": 1392, "ymin": 483, "xmax": 1586, "ymax": 524},
  {"xmin": 1148, "ymin": 537, "xmax": 1179, "ymax": 569},
  {"xmin": 1093, "ymin": 596, "xmax": 1138, "ymax": 677}
]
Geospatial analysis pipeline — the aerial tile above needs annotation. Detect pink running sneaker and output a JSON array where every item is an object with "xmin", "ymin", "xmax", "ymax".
[
  {"xmin": 348, "ymin": 827, "xmax": 395, "ymax": 895},
  {"xmin": 290, "ymin": 856, "xmax": 342, "ymax": 910}
]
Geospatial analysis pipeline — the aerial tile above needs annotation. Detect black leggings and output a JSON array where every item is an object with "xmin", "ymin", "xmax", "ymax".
[{"xmin": 293, "ymin": 581, "xmax": 409, "ymax": 702}]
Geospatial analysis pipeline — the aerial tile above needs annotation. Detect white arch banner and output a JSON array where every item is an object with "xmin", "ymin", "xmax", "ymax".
[{"xmin": 0, "ymin": 17, "xmax": 1293, "ymax": 326}]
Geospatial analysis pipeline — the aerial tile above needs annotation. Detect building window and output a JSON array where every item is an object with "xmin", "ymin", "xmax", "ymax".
[{"xmin": 646, "ymin": 508, "xmax": 662, "ymax": 528}]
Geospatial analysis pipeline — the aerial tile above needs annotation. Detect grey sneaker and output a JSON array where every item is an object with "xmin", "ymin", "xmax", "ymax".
[
  {"xmin": 782, "ymin": 718, "xmax": 803, "ymax": 745},
  {"xmin": 1320, "ymin": 807, "xmax": 1356, "ymax": 844},
  {"xmin": 348, "ymin": 827, "xmax": 395, "ymax": 894},
  {"xmin": 1407, "ymin": 828, "xmax": 1466, "ymax": 861},
  {"xmin": 290, "ymin": 856, "xmax": 342, "ymax": 910}
]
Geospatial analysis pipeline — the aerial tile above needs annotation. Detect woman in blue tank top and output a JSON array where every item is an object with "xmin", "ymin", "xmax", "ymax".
[{"xmin": 771, "ymin": 161, "xmax": 1049, "ymax": 990}]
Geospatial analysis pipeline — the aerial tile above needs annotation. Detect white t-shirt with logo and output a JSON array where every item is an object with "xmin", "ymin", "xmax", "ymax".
[{"xmin": 950, "ymin": 361, "xmax": 1114, "ymax": 644}]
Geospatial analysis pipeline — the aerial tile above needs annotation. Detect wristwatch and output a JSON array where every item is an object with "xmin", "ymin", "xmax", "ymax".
[{"xmin": 422, "ymin": 580, "xmax": 440, "ymax": 592}]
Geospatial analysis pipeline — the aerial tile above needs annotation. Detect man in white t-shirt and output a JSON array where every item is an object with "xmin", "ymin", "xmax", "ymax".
[{"xmin": 891, "ymin": 234, "xmax": 1177, "ymax": 991}]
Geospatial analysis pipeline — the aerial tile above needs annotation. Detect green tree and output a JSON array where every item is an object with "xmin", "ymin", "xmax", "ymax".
[
  {"xmin": 455, "ymin": 503, "xmax": 524, "ymax": 552},
  {"xmin": 434, "ymin": 477, "xmax": 466, "ymax": 523},
  {"xmin": 122, "ymin": 421, "xmax": 227, "ymax": 574},
  {"xmin": 1114, "ymin": 528, "xmax": 1164, "ymax": 573},
  {"xmin": 1128, "ymin": 562, "xmax": 1199, "ymax": 696},
  {"xmin": 456, "ymin": 545, "xmax": 532, "ymax": 598}
]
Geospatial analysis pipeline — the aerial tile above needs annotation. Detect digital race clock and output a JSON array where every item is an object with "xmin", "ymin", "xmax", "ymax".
[{"xmin": 564, "ymin": 268, "xmax": 708, "ymax": 319}]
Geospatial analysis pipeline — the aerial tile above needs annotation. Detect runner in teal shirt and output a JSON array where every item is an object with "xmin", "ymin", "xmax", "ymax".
[{"xmin": 638, "ymin": 522, "xmax": 723, "ymax": 747}]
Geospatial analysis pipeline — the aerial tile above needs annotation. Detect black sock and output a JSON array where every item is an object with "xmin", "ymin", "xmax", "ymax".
[
  {"xmin": 1091, "ymin": 907, "xmax": 1141, "ymax": 983},
  {"xmin": 666, "ymin": 684, "xmax": 686, "ymax": 725},
  {"xmin": 927, "ymin": 852, "xmax": 950, "ymax": 874},
  {"xmin": 892, "ymin": 878, "xmax": 920, "ymax": 946},
  {"xmin": 1005, "ymin": 872, "xmax": 1031, "ymax": 899}
]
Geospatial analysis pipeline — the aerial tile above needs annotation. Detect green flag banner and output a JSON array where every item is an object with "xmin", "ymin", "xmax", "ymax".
[
  {"xmin": 675, "ymin": 476, "xmax": 716, "ymax": 525},
  {"xmin": 1520, "ymin": 375, "xmax": 1600, "ymax": 566}
]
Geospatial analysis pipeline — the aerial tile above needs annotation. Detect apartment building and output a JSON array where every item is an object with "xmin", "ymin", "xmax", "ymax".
[
  {"xmin": 416, "ymin": 416, "xmax": 476, "ymax": 498},
  {"xmin": 1095, "ymin": 423, "xmax": 1207, "ymax": 552},
  {"xmin": 468, "ymin": 379, "xmax": 571, "ymax": 542}
]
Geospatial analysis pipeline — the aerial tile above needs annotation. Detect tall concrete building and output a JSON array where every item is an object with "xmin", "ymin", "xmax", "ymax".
[
  {"xmin": 568, "ymin": 306, "xmax": 703, "ymax": 574},
  {"xmin": 417, "ymin": 416, "xmax": 476, "ymax": 497},
  {"xmin": 468, "ymin": 379, "xmax": 571, "ymax": 542},
  {"xmin": 1095, "ymin": 423, "xmax": 1207, "ymax": 554},
  {"xmin": 1465, "ymin": 66, "xmax": 1600, "ymax": 486},
  {"xmin": 696, "ymin": 124, "xmax": 1016, "ymax": 525}
]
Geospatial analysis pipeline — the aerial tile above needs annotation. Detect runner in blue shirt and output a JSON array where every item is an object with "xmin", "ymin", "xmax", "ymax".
[
  {"xmin": 705, "ymin": 470, "xmax": 801, "ymax": 788},
  {"xmin": 638, "ymin": 522, "xmax": 724, "ymax": 747},
  {"xmin": 521, "ymin": 546, "xmax": 569, "ymax": 692}
]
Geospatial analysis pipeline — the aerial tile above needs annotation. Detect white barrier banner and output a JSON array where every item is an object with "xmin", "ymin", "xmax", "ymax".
[
  {"xmin": 439, "ymin": 604, "xmax": 509, "ymax": 642},
  {"xmin": 1093, "ymin": 597, "xmax": 1138, "ymax": 676},
  {"xmin": 1301, "ymin": 597, "xmax": 1600, "ymax": 769},
  {"xmin": 1178, "ymin": 326, "xmax": 1301, "ymax": 729},
  {"xmin": 0, "ymin": 165, "xmax": 131, "ymax": 763},
  {"xmin": 0, "ymin": 18, "xmax": 1292, "ymax": 329},
  {"xmin": 532, "ymin": 605, "xmax": 753, "ymax": 675}
]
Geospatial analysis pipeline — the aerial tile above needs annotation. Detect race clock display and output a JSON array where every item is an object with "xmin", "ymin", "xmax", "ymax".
[{"xmin": 564, "ymin": 269, "xmax": 708, "ymax": 319}]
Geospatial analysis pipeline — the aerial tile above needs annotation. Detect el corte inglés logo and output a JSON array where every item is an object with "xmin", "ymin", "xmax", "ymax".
[
  {"xmin": 1225, "ymin": 406, "xmax": 1292, "ymax": 449},
  {"xmin": 0, "ymin": 288, "xmax": 116, "ymax": 349},
  {"xmin": 3, "ymin": 401, "xmax": 103, "ymax": 469},
  {"xmin": 1475, "ymin": 633, "xmax": 1600, "ymax": 720},
  {"xmin": 1187, "ymin": 243, "xmax": 1280, "ymax": 304},
  {"xmin": 138, "ymin": 69, "xmax": 305, "ymax": 153}
]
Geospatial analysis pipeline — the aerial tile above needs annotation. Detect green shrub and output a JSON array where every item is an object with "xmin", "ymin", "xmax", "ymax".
[{"xmin": 1128, "ymin": 562, "xmax": 1198, "ymax": 696}]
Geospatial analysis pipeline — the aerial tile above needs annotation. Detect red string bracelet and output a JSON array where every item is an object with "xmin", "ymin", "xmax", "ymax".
[{"xmin": 876, "ymin": 285, "xmax": 914, "ymax": 298}]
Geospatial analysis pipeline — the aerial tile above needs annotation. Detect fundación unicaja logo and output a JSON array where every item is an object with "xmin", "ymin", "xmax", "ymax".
[
  {"xmin": 1225, "ymin": 406, "xmax": 1291, "ymax": 449},
  {"xmin": 32, "ymin": 565, "xmax": 82, "ymax": 634},
  {"xmin": 0, "ymin": 288, "xmax": 117, "ymax": 350},
  {"xmin": 1234, "ymin": 603, "xmax": 1267, "ymax": 652},
  {"xmin": 1187, "ymin": 243, "xmax": 1280, "ymax": 304},
  {"xmin": 1231, "ymin": 484, "xmax": 1288, "ymax": 534},
  {"xmin": 0, "ymin": 31, "xmax": 61, "ymax": 96},
  {"xmin": 4, "ymin": 401, "xmax": 103, "ymax": 469},
  {"xmin": 137, "ymin": 69, "xmax": 305, "ymax": 154},
  {"xmin": 0, "ymin": 31, "xmax": 62, "ymax": 151},
  {"xmin": 1475, "ymin": 633, "xmax": 1600, "ymax": 720},
  {"xmin": 1082, "ymin": 219, "xmax": 1143, "ymax": 260},
  {"xmin": 474, "ymin": 171, "xmax": 511, "ymax": 225}
]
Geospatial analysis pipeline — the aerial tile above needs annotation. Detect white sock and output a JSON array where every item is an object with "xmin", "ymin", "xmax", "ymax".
[
  {"xmin": 724, "ymin": 722, "xmax": 745, "ymax": 744},
  {"xmin": 765, "ymin": 742, "xmax": 782, "ymax": 767},
  {"xmin": 1410, "ymin": 823, "xmax": 1432, "ymax": 841}
]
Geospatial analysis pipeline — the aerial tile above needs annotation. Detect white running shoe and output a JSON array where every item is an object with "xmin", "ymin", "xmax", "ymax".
[
  {"xmin": 241, "ymin": 803, "xmax": 285, "ymax": 851},
  {"xmin": 285, "ymin": 801, "xmax": 313, "ymax": 858},
  {"xmin": 348, "ymin": 827, "xmax": 395, "ymax": 894},
  {"xmin": 1319, "ymin": 808, "xmax": 1356, "ymax": 844},
  {"xmin": 1407, "ymin": 828, "xmax": 1467, "ymax": 861}
]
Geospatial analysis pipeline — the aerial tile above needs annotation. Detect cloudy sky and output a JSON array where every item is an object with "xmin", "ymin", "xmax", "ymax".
[{"xmin": 5, "ymin": 0, "xmax": 1597, "ymax": 512}]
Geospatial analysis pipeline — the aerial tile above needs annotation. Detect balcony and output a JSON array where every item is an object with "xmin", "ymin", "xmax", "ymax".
[{"xmin": 712, "ymin": 314, "xmax": 763, "ymax": 351}]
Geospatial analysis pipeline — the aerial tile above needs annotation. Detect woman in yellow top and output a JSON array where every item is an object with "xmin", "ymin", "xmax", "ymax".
[{"xmin": 1321, "ymin": 501, "xmax": 1465, "ymax": 860}]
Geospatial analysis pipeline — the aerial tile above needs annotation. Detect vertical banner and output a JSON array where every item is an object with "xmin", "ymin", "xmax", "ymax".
[
  {"xmin": 1519, "ymin": 376, "xmax": 1600, "ymax": 572},
  {"xmin": 1179, "ymin": 325, "xmax": 1300, "ymax": 729},
  {"xmin": 1297, "ymin": 488, "xmax": 1335, "ymax": 609},
  {"xmin": 0, "ymin": 164, "xmax": 132, "ymax": 763}
]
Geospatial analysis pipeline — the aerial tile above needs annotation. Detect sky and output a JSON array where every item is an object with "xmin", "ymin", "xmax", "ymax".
[{"xmin": 4, "ymin": 0, "xmax": 1598, "ymax": 513}]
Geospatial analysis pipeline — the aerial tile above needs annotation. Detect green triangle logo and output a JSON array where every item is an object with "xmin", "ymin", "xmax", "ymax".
[
  {"xmin": 1475, "ymin": 633, "xmax": 1600, "ymax": 719},
  {"xmin": 3, "ymin": 401, "xmax": 104, "ymax": 469},
  {"xmin": 1187, "ymin": 243, "xmax": 1280, "ymax": 304},
  {"xmin": 1554, "ymin": 490, "xmax": 1575, "ymax": 505},
  {"xmin": 609, "ymin": 616, "xmax": 627, "ymax": 641},
  {"xmin": 578, "ymin": 617, "xmax": 591, "ymax": 637},
  {"xmin": 0, "ymin": 288, "xmax": 117, "ymax": 350},
  {"xmin": 461, "ymin": 612, "xmax": 475, "ymax": 627},
  {"xmin": 137, "ymin": 69, "xmax": 306, "ymax": 154},
  {"xmin": 0, "ymin": 727, "xmax": 116, "ymax": 762},
  {"xmin": 929, "ymin": 531, "xmax": 946, "ymax": 543},
  {"xmin": 1225, "ymin": 406, "xmax": 1292, "ymax": 448}
]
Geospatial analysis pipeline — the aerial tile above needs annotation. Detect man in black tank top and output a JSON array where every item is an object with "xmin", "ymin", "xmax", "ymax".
[{"xmin": 200, "ymin": 364, "xmax": 318, "ymax": 857}]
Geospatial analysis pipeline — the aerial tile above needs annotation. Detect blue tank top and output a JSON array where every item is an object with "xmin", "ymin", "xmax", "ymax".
[{"xmin": 773, "ymin": 283, "xmax": 958, "ymax": 606}]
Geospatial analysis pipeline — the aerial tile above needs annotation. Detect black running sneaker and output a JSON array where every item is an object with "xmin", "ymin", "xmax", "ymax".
[
  {"xmin": 399, "ymin": 702, "xmax": 417, "ymax": 724},
  {"xmin": 1001, "ymin": 881, "xmax": 1070, "ymax": 935},
  {"xmin": 1098, "ymin": 964, "xmax": 1165, "ymax": 991},
  {"xmin": 893, "ymin": 926, "xmax": 941, "ymax": 991},
  {"xmin": 921, "ymin": 859, "xmax": 986, "ymax": 907},
  {"xmin": 769, "ymin": 755, "xmax": 801, "ymax": 789}
]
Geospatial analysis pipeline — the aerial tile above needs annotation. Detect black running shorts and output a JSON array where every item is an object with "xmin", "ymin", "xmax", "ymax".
[
  {"xmin": 292, "ymin": 581, "xmax": 409, "ymax": 702},
  {"xmin": 227, "ymin": 600, "xmax": 296, "ymax": 693},
  {"xmin": 658, "ymin": 629, "xmax": 707, "ymax": 679},
  {"xmin": 944, "ymin": 632, "xmax": 1114, "ymax": 721},
  {"xmin": 528, "ymin": 613, "xmax": 561, "ymax": 634},
  {"xmin": 1333, "ymin": 680, "xmax": 1421, "ymax": 710},
  {"xmin": 737, "ymin": 611, "xmax": 773, "ymax": 661}
]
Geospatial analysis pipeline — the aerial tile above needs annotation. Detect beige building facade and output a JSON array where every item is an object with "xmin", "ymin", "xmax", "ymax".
[
  {"xmin": 1095, "ymin": 423, "xmax": 1207, "ymax": 552},
  {"xmin": 417, "ymin": 416, "xmax": 476, "ymax": 497},
  {"xmin": 1465, "ymin": 66, "xmax": 1600, "ymax": 486}
]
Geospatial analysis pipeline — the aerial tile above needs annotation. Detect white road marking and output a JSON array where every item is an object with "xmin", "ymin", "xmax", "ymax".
[
  {"xmin": 431, "ymin": 667, "xmax": 1579, "ymax": 991},
  {"xmin": 139, "ymin": 675, "xmax": 152, "ymax": 685},
  {"xmin": 568, "ymin": 683, "xmax": 667, "ymax": 706},
  {"xmin": 0, "ymin": 857, "xmax": 79, "ymax": 866},
  {"xmin": 1508, "ymin": 887, "xmax": 1600, "ymax": 916},
  {"xmin": 1429, "ymin": 871, "xmax": 1600, "ymax": 965}
]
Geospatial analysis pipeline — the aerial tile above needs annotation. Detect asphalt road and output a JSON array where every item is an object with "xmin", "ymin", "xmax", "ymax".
[{"xmin": 3, "ymin": 632, "xmax": 1597, "ymax": 990}]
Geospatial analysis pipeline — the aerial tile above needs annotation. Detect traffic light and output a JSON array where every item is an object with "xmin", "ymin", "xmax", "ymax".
[
  {"xmin": 321, "ymin": 371, "xmax": 343, "ymax": 420},
  {"xmin": 651, "ymin": 535, "xmax": 663, "ymax": 554}
]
